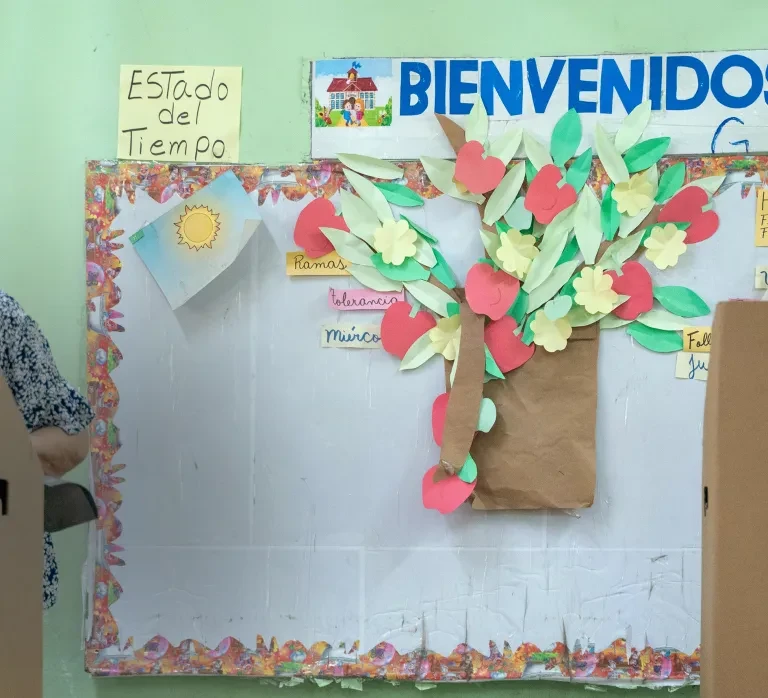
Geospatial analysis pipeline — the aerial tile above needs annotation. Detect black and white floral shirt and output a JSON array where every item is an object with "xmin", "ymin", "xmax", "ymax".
[{"xmin": 0, "ymin": 291, "xmax": 94, "ymax": 609}]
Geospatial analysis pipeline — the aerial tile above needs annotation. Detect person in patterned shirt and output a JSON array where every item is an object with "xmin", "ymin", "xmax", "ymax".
[{"xmin": 0, "ymin": 290, "xmax": 94, "ymax": 609}]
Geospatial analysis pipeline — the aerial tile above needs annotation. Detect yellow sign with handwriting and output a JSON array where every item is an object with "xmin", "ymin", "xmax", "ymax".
[
  {"xmin": 286, "ymin": 251, "xmax": 350, "ymax": 276},
  {"xmin": 682, "ymin": 326, "xmax": 712, "ymax": 353},
  {"xmin": 118, "ymin": 65, "xmax": 242, "ymax": 162},
  {"xmin": 756, "ymin": 188, "xmax": 768, "ymax": 247},
  {"xmin": 675, "ymin": 352, "xmax": 710, "ymax": 381}
]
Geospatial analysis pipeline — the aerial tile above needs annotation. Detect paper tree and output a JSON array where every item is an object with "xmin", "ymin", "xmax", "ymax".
[{"xmin": 294, "ymin": 101, "xmax": 721, "ymax": 514}]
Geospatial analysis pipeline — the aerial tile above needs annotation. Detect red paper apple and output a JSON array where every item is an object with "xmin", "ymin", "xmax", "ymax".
[
  {"xmin": 465, "ymin": 263, "xmax": 520, "ymax": 320},
  {"xmin": 293, "ymin": 197, "xmax": 349, "ymax": 258},
  {"xmin": 524, "ymin": 164, "xmax": 578, "ymax": 225},
  {"xmin": 380, "ymin": 301, "xmax": 437, "ymax": 359},
  {"xmin": 454, "ymin": 141, "xmax": 506, "ymax": 195},
  {"xmin": 431, "ymin": 392, "xmax": 449, "ymax": 446},
  {"xmin": 484, "ymin": 315, "xmax": 535, "ymax": 373},
  {"xmin": 606, "ymin": 261, "xmax": 654, "ymax": 321},
  {"xmin": 657, "ymin": 186, "xmax": 719, "ymax": 244},
  {"xmin": 422, "ymin": 465, "xmax": 476, "ymax": 514}
]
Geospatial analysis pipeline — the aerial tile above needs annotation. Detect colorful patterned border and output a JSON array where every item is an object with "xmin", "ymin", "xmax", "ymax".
[{"xmin": 85, "ymin": 155, "xmax": 765, "ymax": 681}]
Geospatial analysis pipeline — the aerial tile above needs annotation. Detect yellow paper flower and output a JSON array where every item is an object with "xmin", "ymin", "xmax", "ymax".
[
  {"xmin": 496, "ymin": 228, "xmax": 540, "ymax": 279},
  {"xmin": 612, "ymin": 171, "xmax": 654, "ymax": 217},
  {"xmin": 572, "ymin": 265, "xmax": 618, "ymax": 315},
  {"xmin": 429, "ymin": 315, "xmax": 461, "ymax": 360},
  {"xmin": 530, "ymin": 312, "xmax": 572, "ymax": 353},
  {"xmin": 643, "ymin": 223, "xmax": 687, "ymax": 270},
  {"xmin": 373, "ymin": 219, "xmax": 417, "ymax": 266}
]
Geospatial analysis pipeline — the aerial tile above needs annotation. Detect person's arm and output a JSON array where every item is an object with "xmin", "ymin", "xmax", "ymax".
[{"xmin": 30, "ymin": 427, "xmax": 89, "ymax": 478}]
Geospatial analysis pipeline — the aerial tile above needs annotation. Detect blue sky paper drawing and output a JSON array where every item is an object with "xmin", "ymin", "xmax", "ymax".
[{"xmin": 130, "ymin": 170, "xmax": 260, "ymax": 309}]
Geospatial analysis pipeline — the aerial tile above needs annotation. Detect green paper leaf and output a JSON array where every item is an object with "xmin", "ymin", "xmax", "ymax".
[
  {"xmin": 507, "ymin": 288, "xmax": 528, "ymax": 324},
  {"xmin": 522, "ymin": 312, "xmax": 536, "ymax": 345},
  {"xmin": 565, "ymin": 148, "xmax": 593, "ymax": 193},
  {"xmin": 598, "ymin": 228, "xmax": 646, "ymax": 271},
  {"xmin": 338, "ymin": 153, "xmax": 403, "ymax": 180},
  {"xmin": 550, "ymin": 109, "xmax": 582, "ymax": 167},
  {"xmin": 476, "ymin": 397, "xmax": 497, "ymax": 433},
  {"xmin": 617, "ymin": 204, "xmax": 654, "ymax": 239},
  {"xmin": 523, "ymin": 130, "xmax": 553, "ymax": 170},
  {"xmin": 371, "ymin": 254, "xmax": 430, "ymax": 282},
  {"xmin": 483, "ymin": 162, "xmax": 525, "ymax": 226},
  {"xmin": 403, "ymin": 280, "xmax": 454, "ymax": 317},
  {"xmin": 566, "ymin": 305, "xmax": 606, "ymax": 328},
  {"xmin": 527, "ymin": 260, "xmax": 581, "ymax": 313},
  {"xmin": 488, "ymin": 126, "xmax": 523, "ymax": 165},
  {"xmin": 682, "ymin": 175, "xmax": 725, "ymax": 196},
  {"xmin": 413, "ymin": 237, "xmax": 437, "ymax": 268},
  {"xmin": 408, "ymin": 300, "xmax": 422, "ymax": 317},
  {"xmin": 484, "ymin": 346, "xmax": 505, "ymax": 379},
  {"xmin": 599, "ymin": 314, "xmax": 632, "ymax": 329},
  {"xmin": 399, "ymin": 331, "xmax": 437, "ymax": 370},
  {"xmin": 496, "ymin": 220, "xmax": 511, "ymax": 233},
  {"xmin": 614, "ymin": 100, "xmax": 651, "ymax": 154},
  {"xmin": 544, "ymin": 295, "xmax": 573, "ymax": 321},
  {"xmin": 340, "ymin": 189, "xmax": 378, "ymax": 245},
  {"xmin": 457, "ymin": 454, "xmax": 478, "ymax": 484},
  {"xmin": 129, "ymin": 229, "xmax": 144, "ymax": 244},
  {"xmin": 653, "ymin": 286, "xmax": 710, "ymax": 318},
  {"xmin": 656, "ymin": 162, "xmax": 686, "ymax": 203},
  {"xmin": 525, "ymin": 159, "xmax": 538, "ymax": 185},
  {"xmin": 347, "ymin": 264, "xmax": 403, "ymax": 292},
  {"xmin": 601, "ymin": 183, "xmax": 620, "ymax": 241},
  {"xmin": 626, "ymin": 322, "xmax": 683, "ymax": 353},
  {"xmin": 479, "ymin": 227, "xmax": 503, "ymax": 267},
  {"xmin": 465, "ymin": 96, "xmax": 488, "ymax": 145},
  {"xmin": 400, "ymin": 215, "xmax": 437, "ymax": 244},
  {"xmin": 623, "ymin": 137, "xmax": 671, "ymax": 173},
  {"xmin": 373, "ymin": 181, "xmax": 424, "ymax": 207},
  {"xmin": 574, "ymin": 186, "xmax": 602, "ymax": 264},
  {"xmin": 319, "ymin": 227, "xmax": 374, "ymax": 266},
  {"xmin": 522, "ymin": 205, "xmax": 576, "ymax": 293},
  {"xmin": 557, "ymin": 234, "xmax": 580, "ymax": 266},
  {"xmin": 504, "ymin": 196, "xmax": 533, "ymax": 230},
  {"xmin": 446, "ymin": 302, "xmax": 460, "ymax": 317},
  {"xmin": 343, "ymin": 168, "xmax": 392, "ymax": 223},
  {"xmin": 420, "ymin": 156, "xmax": 484, "ymax": 204},
  {"xmin": 636, "ymin": 308, "xmax": 689, "ymax": 331},
  {"xmin": 431, "ymin": 249, "xmax": 457, "ymax": 289},
  {"xmin": 595, "ymin": 122, "xmax": 629, "ymax": 184}
]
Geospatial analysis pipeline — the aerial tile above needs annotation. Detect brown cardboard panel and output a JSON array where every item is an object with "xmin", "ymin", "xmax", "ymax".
[
  {"xmin": 702, "ymin": 301, "xmax": 768, "ymax": 698},
  {"xmin": 0, "ymin": 377, "xmax": 42, "ymax": 698}
]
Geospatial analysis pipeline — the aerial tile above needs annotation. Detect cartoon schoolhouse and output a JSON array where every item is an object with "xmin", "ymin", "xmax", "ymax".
[{"xmin": 327, "ymin": 63, "xmax": 378, "ymax": 114}]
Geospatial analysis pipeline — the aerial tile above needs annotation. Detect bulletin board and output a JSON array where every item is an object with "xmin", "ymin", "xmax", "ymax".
[{"xmin": 84, "ymin": 154, "xmax": 766, "ymax": 686}]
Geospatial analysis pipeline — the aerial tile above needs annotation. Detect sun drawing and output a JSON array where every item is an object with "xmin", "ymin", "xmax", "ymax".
[{"xmin": 175, "ymin": 205, "xmax": 220, "ymax": 250}]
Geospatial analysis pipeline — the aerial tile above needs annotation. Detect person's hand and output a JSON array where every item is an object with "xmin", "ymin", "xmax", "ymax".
[{"xmin": 30, "ymin": 427, "xmax": 89, "ymax": 477}]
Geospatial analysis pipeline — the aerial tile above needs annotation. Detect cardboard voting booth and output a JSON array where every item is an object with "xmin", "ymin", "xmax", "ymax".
[
  {"xmin": 702, "ymin": 301, "xmax": 768, "ymax": 698},
  {"xmin": 0, "ymin": 377, "xmax": 42, "ymax": 697}
]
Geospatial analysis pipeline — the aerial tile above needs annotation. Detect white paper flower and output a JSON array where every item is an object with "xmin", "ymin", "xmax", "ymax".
[
  {"xmin": 496, "ymin": 228, "xmax": 540, "ymax": 278},
  {"xmin": 373, "ymin": 219, "xmax": 417, "ymax": 266},
  {"xmin": 530, "ymin": 312, "xmax": 572, "ymax": 352},
  {"xmin": 612, "ymin": 172, "xmax": 654, "ymax": 217},
  {"xmin": 643, "ymin": 223, "xmax": 687, "ymax": 270},
  {"xmin": 429, "ymin": 315, "xmax": 461, "ymax": 360},
  {"xmin": 573, "ymin": 265, "xmax": 618, "ymax": 315}
]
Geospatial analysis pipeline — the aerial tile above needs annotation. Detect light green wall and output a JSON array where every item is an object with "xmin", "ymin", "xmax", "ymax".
[{"xmin": 1, "ymin": 0, "xmax": 761, "ymax": 695}]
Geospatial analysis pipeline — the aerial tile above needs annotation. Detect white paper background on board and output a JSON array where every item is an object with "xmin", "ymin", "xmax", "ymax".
[
  {"xmin": 310, "ymin": 53, "xmax": 768, "ymax": 159},
  {"xmin": 98, "ymin": 168, "xmax": 765, "ymax": 675}
]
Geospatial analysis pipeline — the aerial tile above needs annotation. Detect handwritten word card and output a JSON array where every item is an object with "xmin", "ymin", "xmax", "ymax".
[
  {"xmin": 675, "ymin": 352, "xmax": 710, "ymax": 381},
  {"xmin": 118, "ymin": 66, "xmax": 242, "ymax": 162},
  {"xmin": 286, "ymin": 251, "xmax": 349, "ymax": 276},
  {"xmin": 321, "ymin": 324, "xmax": 381, "ymax": 348},
  {"xmin": 682, "ymin": 326, "xmax": 712, "ymax": 353},
  {"xmin": 756, "ymin": 188, "xmax": 768, "ymax": 247},
  {"xmin": 328, "ymin": 288, "xmax": 404, "ymax": 310},
  {"xmin": 755, "ymin": 266, "xmax": 768, "ymax": 289}
]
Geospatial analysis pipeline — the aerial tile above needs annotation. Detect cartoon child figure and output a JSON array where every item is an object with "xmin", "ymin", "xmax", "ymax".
[
  {"xmin": 349, "ymin": 97, "xmax": 358, "ymax": 126},
  {"xmin": 342, "ymin": 99, "xmax": 353, "ymax": 127},
  {"xmin": 355, "ymin": 100, "xmax": 364, "ymax": 126}
]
